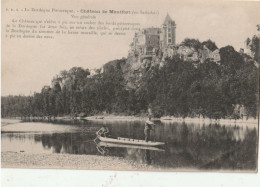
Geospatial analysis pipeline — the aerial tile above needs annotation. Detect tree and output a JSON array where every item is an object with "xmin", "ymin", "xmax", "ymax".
[
  {"xmin": 246, "ymin": 35, "xmax": 260, "ymax": 63},
  {"xmin": 202, "ymin": 39, "xmax": 218, "ymax": 51},
  {"xmin": 181, "ymin": 38, "xmax": 202, "ymax": 50},
  {"xmin": 1, "ymin": 39, "xmax": 258, "ymax": 119}
]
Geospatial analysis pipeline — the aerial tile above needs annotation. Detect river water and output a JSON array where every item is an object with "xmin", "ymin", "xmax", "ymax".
[{"xmin": 1, "ymin": 119, "xmax": 258, "ymax": 170}]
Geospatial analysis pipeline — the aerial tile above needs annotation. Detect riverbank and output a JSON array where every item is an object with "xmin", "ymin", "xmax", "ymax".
[
  {"xmin": 160, "ymin": 116, "xmax": 258, "ymax": 125},
  {"xmin": 1, "ymin": 119, "xmax": 22, "ymax": 126},
  {"xmin": 84, "ymin": 115, "xmax": 147, "ymax": 121},
  {"xmin": 1, "ymin": 152, "xmax": 155, "ymax": 171},
  {"xmin": 2, "ymin": 114, "xmax": 258, "ymax": 126},
  {"xmin": 85, "ymin": 115, "xmax": 258, "ymax": 126}
]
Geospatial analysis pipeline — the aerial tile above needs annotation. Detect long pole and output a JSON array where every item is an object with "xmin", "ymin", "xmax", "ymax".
[{"xmin": 153, "ymin": 125, "xmax": 155, "ymax": 142}]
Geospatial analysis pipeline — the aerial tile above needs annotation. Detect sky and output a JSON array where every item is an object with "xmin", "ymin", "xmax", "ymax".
[{"xmin": 1, "ymin": 0, "xmax": 260, "ymax": 96}]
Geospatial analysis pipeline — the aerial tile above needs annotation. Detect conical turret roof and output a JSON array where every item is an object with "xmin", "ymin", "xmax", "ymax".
[{"xmin": 163, "ymin": 13, "xmax": 175, "ymax": 25}]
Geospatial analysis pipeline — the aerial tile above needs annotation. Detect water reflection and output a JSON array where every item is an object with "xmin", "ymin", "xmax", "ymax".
[
  {"xmin": 145, "ymin": 150, "xmax": 152, "ymax": 165},
  {"xmin": 1, "ymin": 119, "xmax": 258, "ymax": 170}
]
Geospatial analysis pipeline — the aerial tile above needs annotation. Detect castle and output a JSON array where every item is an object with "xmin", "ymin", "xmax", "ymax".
[
  {"xmin": 130, "ymin": 14, "xmax": 221, "ymax": 64},
  {"xmin": 131, "ymin": 14, "xmax": 176, "ymax": 56}
]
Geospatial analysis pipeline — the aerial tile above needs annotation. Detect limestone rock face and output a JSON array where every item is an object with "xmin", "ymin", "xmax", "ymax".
[
  {"xmin": 177, "ymin": 46, "xmax": 199, "ymax": 61},
  {"xmin": 101, "ymin": 44, "xmax": 221, "ymax": 90},
  {"xmin": 123, "ymin": 56, "xmax": 150, "ymax": 89},
  {"xmin": 124, "ymin": 57, "xmax": 143, "ymax": 89},
  {"xmin": 163, "ymin": 45, "xmax": 221, "ymax": 63}
]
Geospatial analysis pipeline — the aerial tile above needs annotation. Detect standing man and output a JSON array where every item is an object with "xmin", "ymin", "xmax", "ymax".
[{"xmin": 144, "ymin": 116, "xmax": 154, "ymax": 142}]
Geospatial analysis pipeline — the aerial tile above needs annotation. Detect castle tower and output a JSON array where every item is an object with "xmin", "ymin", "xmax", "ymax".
[{"xmin": 160, "ymin": 13, "xmax": 176, "ymax": 49}]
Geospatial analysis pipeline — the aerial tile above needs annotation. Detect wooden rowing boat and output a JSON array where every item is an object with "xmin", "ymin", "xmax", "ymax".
[
  {"xmin": 97, "ymin": 135, "xmax": 165, "ymax": 146},
  {"xmin": 98, "ymin": 142, "xmax": 165, "ymax": 151}
]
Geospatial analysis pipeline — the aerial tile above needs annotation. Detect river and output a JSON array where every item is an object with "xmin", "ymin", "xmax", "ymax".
[{"xmin": 1, "ymin": 119, "xmax": 258, "ymax": 170}]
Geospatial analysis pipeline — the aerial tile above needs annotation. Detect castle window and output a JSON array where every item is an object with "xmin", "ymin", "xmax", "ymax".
[
  {"xmin": 168, "ymin": 39, "xmax": 172, "ymax": 43},
  {"xmin": 168, "ymin": 33, "xmax": 171, "ymax": 37}
]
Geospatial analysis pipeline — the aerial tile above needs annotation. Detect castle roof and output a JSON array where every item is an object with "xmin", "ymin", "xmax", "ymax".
[{"xmin": 163, "ymin": 13, "xmax": 175, "ymax": 25}]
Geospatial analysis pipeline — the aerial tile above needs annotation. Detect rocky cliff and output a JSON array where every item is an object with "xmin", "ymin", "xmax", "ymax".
[{"xmin": 102, "ymin": 39, "xmax": 222, "ymax": 90}]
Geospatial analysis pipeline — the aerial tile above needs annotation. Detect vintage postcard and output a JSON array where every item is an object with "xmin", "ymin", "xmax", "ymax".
[{"xmin": 1, "ymin": 0, "xmax": 259, "ymax": 172}]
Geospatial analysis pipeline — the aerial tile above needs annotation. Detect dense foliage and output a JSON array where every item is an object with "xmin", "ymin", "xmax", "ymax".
[{"xmin": 2, "ymin": 39, "xmax": 259, "ymax": 119}]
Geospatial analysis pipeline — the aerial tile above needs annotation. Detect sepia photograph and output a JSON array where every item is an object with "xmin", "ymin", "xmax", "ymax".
[{"xmin": 1, "ymin": 0, "xmax": 259, "ymax": 176}]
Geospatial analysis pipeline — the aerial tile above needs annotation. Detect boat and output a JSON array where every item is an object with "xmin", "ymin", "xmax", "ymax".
[
  {"xmin": 96, "ymin": 133, "xmax": 165, "ymax": 146},
  {"xmin": 98, "ymin": 142, "xmax": 165, "ymax": 151}
]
